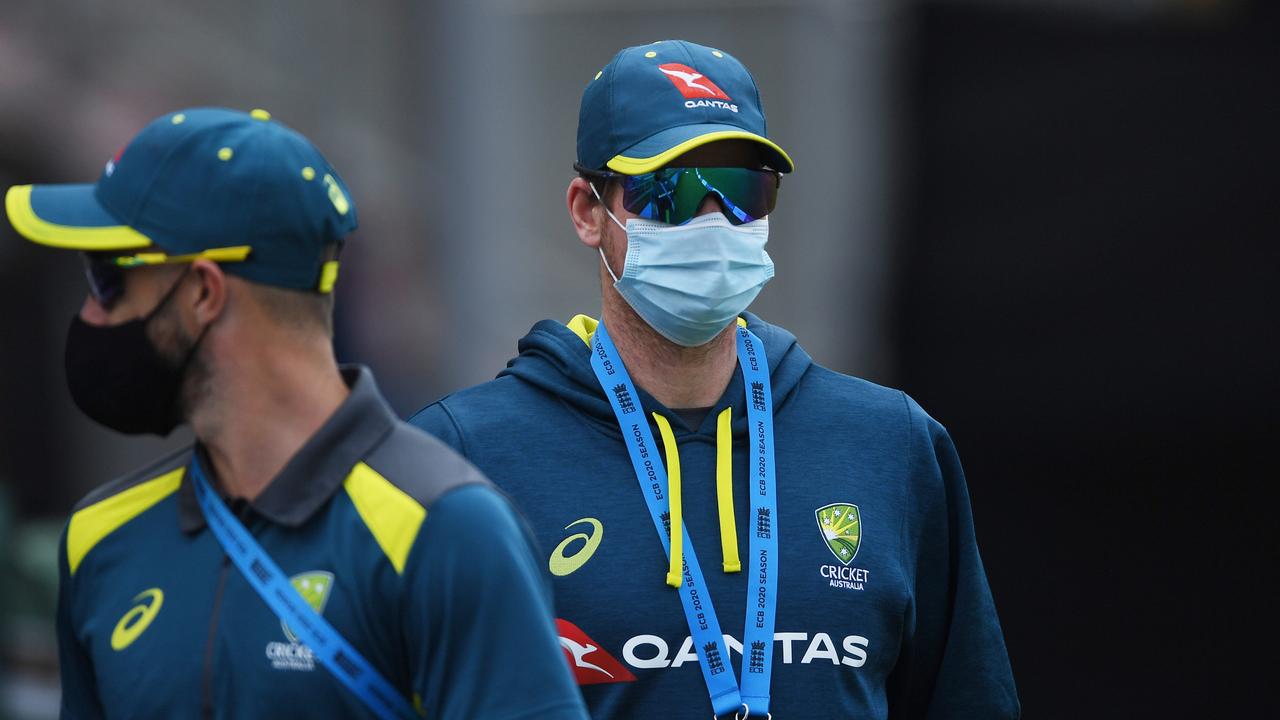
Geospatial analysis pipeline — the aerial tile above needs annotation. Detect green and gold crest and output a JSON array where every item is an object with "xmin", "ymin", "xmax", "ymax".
[
  {"xmin": 816, "ymin": 503, "xmax": 861, "ymax": 565},
  {"xmin": 282, "ymin": 571, "xmax": 334, "ymax": 644}
]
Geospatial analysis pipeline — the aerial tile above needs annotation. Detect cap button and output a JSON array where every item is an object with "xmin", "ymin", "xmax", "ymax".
[{"xmin": 250, "ymin": 109, "xmax": 272, "ymax": 121}]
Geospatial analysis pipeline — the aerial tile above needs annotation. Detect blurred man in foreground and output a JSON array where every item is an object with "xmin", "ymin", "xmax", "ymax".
[
  {"xmin": 6, "ymin": 107, "xmax": 586, "ymax": 719},
  {"xmin": 412, "ymin": 40, "xmax": 1019, "ymax": 718}
]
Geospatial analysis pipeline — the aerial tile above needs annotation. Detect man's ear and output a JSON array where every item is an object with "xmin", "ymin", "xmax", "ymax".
[
  {"xmin": 567, "ymin": 176, "xmax": 606, "ymax": 249},
  {"xmin": 187, "ymin": 259, "xmax": 228, "ymax": 327}
]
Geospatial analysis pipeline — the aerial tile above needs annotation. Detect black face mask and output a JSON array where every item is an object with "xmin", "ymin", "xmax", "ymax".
[{"xmin": 64, "ymin": 272, "xmax": 205, "ymax": 436}]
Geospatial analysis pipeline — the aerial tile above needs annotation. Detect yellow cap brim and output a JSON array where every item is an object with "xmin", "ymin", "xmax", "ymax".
[
  {"xmin": 606, "ymin": 129, "xmax": 794, "ymax": 175},
  {"xmin": 5, "ymin": 184, "xmax": 152, "ymax": 251}
]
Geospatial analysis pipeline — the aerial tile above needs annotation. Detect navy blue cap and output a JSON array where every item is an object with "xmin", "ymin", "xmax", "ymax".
[
  {"xmin": 4, "ymin": 107, "xmax": 357, "ymax": 292},
  {"xmin": 577, "ymin": 40, "xmax": 793, "ymax": 175}
]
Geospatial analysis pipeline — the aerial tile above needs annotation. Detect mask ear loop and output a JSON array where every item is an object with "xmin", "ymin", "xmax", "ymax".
[
  {"xmin": 146, "ymin": 266, "xmax": 214, "ymax": 424},
  {"xmin": 590, "ymin": 181, "xmax": 625, "ymax": 284},
  {"xmin": 155, "ymin": 267, "xmax": 214, "ymax": 374}
]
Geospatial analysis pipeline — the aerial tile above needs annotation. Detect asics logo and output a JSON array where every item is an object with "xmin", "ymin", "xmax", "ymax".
[
  {"xmin": 658, "ymin": 63, "xmax": 731, "ymax": 100},
  {"xmin": 549, "ymin": 517, "xmax": 603, "ymax": 577},
  {"xmin": 111, "ymin": 588, "xmax": 164, "ymax": 651}
]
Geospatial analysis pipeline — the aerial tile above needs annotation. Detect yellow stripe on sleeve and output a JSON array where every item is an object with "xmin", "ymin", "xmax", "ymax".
[
  {"xmin": 67, "ymin": 468, "xmax": 184, "ymax": 575},
  {"xmin": 343, "ymin": 462, "xmax": 427, "ymax": 575}
]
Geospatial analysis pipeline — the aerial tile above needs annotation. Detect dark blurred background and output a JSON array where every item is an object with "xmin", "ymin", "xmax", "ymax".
[
  {"xmin": 1, "ymin": 0, "xmax": 1276, "ymax": 717},
  {"xmin": 896, "ymin": 1, "xmax": 1279, "ymax": 716}
]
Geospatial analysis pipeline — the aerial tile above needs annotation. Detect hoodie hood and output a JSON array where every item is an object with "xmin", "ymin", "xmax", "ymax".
[{"xmin": 498, "ymin": 311, "xmax": 813, "ymax": 437}]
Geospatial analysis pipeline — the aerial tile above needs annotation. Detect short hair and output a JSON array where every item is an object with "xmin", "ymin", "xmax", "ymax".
[{"xmin": 245, "ymin": 282, "xmax": 334, "ymax": 337}]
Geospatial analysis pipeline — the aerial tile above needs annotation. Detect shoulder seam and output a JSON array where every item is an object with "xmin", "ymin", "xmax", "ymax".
[
  {"xmin": 408, "ymin": 391, "xmax": 454, "ymax": 425},
  {"xmin": 362, "ymin": 421, "xmax": 491, "ymax": 506},
  {"xmin": 436, "ymin": 399, "xmax": 472, "ymax": 458}
]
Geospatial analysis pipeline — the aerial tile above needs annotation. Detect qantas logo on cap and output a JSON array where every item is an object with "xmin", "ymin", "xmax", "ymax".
[
  {"xmin": 658, "ymin": 63, "xmax": 738, "ymax": 113},
  {"xmin": 556, "ymin": 619, "xmax": 636, "ymax": 686},
  {"xmin": 658, "ymin": 63, "xmax": 731, "ymax": 100},
  {"xmin": 104, "ymin": 146, "xmax": 126, "ymax": 178}
]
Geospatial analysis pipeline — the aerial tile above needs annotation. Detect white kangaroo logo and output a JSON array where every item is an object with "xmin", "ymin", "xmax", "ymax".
[
  {"xmin": 659, "ymin": 66, "xmax": 716, "ymax": 95},
  {"xmin": 559, "ymin": 636, "xmax": 614, "ymax": 678}
]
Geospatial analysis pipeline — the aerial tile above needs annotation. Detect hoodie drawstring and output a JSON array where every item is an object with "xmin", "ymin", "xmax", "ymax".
[
  {"xmin": 653, "ymin": 409, "xmax": 741, "ymax": 588},
  {"xmin": 653, "ymin": 413, "xmax": 683, "ymax": 587},
  {"xmin": 716, "ymin": 407, "xmax": 741, "ymax": 573}
]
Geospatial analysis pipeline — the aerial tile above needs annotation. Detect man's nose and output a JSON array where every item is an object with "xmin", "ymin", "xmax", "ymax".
[
  {"xmin": 79, "ymin": 294, "xmax": 113, "ymax": 326},
  {"xmin": 694, "ymin": 193, "xmax": 724, "ymax": 219}
]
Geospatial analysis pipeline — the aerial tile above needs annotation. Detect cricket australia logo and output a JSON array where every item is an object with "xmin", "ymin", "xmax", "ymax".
[
  {"xmin": 817, "ymin": 503, "xmax": 861, "ymax": 564},
  {"xmin": 816, "ymin": 503, "xmax": 870, "ymax": 591},
  {"xmin": 265, "ymin": 571, "xmax": 334, "ymax": 671}
]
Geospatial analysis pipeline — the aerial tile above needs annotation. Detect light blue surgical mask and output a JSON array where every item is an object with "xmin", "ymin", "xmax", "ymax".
[{"xmin": 597, "ymin": 200, "xmax": 775, "ymax": 347}]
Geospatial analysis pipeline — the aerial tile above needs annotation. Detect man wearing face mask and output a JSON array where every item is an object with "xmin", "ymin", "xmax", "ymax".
[
  {"xmin": 5, "ymin": 107, "xmax": 586, "ymax": 720},
  {"xmin": 411, "ymin": 41, "xmax": 1018, "ymax": 718}
]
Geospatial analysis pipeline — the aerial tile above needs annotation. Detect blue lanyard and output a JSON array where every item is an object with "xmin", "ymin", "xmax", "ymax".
[
  {"xmin": 190, "ymin": 455, "xmax": 418, "ymax": 720},
  {"xmin": 589, "ymin": 323, "xmax": 779, "ymax": 718}
]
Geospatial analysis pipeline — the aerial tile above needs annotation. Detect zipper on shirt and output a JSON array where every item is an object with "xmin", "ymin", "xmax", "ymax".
[{"xmin": 202, "ymin": 555, "xmax": 231, "ymax": 719}]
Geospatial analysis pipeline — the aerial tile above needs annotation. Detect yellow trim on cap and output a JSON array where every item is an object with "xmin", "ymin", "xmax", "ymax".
[
  {"xmin": 323, "ymin": 173, "xmax": 350, "ymax": 216},
  {"xmin": 343, "ymin": 462, "xmax": 427, "ymax": 575},
  {"xmin": 318, "ymin": 260, "xmax": 339, "ymax": 293},
  {"xmin": 67, "ymin": 468, "xmax": 184, "ymax": 575},
  {"xmin": 113, "ymin": 245, "xmax": 252, "ymax": 268},
  {"xmin": 606, "ymin": 130, "xmax": 795, "ymax": 175},
  {"xmin": 5, "ymin": 185, "xmax": 152, "ymax": 251}
]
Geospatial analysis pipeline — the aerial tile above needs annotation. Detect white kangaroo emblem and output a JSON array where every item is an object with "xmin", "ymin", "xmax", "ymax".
[
  {"xmin": 559, "ymin": 636, "xmax": 614, "ymax": 678},
  {"xmin": 659, "ymin": 66, "xmax": 716, "ymax": 94}
]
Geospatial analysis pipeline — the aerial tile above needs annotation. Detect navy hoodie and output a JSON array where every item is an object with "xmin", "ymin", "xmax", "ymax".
[{"xmin": 410, "ymin": 313, "xmax": 1018, "ymax": 719}]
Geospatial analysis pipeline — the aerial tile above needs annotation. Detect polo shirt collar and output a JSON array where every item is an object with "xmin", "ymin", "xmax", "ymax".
[{"xmin": 178, "ymin": 365, "xmax": 397, "ymax": 533}]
